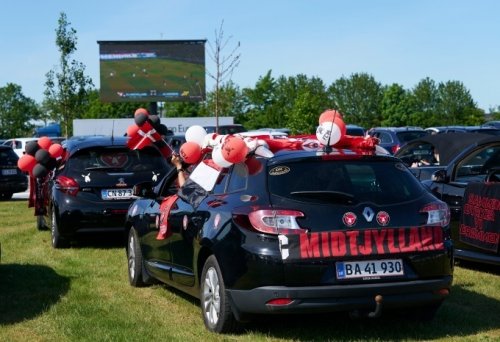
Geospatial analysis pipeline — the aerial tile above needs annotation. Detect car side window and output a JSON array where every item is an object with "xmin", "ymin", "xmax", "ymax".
[
  {"xmin": 456, "ymin": 145, "xmax": 500, "ymax": 179},
  {"xmin": 211, "ymin": 169, "xmax": 230, "ymax": 194},
  {"xmin": 226, "ymin": 163, "xmax": 248, "ymax": 193},
  {"xmin": 378, "ymin": 132, "xmax": 393, "ymax": 143}
]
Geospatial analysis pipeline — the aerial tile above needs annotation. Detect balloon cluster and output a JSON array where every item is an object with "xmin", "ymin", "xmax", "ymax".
[
  {"xmin": 179, "ymin": 125, "xmax": 253, "ymax": 168},
  {"xmin": 17, "ymin": 136, "xmax": 64, "ymax": 178},
  {"xmin": 126, "ymin": 108, "xmax": 172, "ymax": 158}
]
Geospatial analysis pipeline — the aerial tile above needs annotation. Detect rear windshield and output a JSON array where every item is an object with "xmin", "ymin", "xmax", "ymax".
[
  {"xmin": 268, "ymin": 159, "xmax": 424, "ymax": 205},
  {"xmin": 66, "ymin": 146, "xmax": 168, "ymax": 173},
  {"xmin": 396, "ymin": 131, "xmax": 428, "ymax": 143}
]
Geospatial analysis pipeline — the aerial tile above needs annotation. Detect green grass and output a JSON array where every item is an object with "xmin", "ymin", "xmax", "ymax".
[{"xmin": 0, "ymin": 200, "xmax": 499, "ymax": 341}]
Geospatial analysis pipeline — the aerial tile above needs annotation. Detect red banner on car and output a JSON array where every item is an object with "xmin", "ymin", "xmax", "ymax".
[
  {"xmin": 459, "ymin": 182, "xmax": 500, "ymax": 252},
  {"xmin": 279, "ymin": 226, "xmax": 445, "ymax": 261}
]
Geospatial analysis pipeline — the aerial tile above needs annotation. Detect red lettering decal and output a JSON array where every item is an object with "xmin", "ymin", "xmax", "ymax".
[
  {"xmin": 387, "ymin": 229, "xmax": 400, "ymax": 253},
  {"xmin": 371, "ymin": 229, "xmax": 387, "ymax": 254},
  {"xmin": 408, "ymin": 227, "xmax": 423, "ymax": 251},
  {"xmin": 433, "ymin": 226, "xmax": 444, "ymax": 250},
  {"xmin": 420, "ymin": 227, "xmax": 434, "ymax": 251},
  {"xmin": 358, "ymin": 230, "xmax": 373, "ymax": 255},
  {"xmin": 300, "ymin": 233, "xmax": 321, "ymax": 258},
  {"xmin": 321, "ymin": 232, "xmax": 330, "ymax": 257},
  {"xmin": 330, "ymin": 232, "xmax": 347, "ymax": 257},
  {"xmin": 346, "ymin": 231, "xmax": 359, "ymax": 256},
  {"xmin": 399, "ymin": 228, "xmax": 411, "ymax": 252}
]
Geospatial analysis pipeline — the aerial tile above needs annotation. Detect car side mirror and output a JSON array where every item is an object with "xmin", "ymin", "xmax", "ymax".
[
  {"xmin": 133, "ymin": 181, "xmax": 156, "ymax": 199},
  {"xmin": 431, "ymin": 169, "xmax": 447, "ymax": 183}
]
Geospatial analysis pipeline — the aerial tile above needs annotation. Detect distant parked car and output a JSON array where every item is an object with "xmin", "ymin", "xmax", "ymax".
[
  {"xmin": 366, "ymin": 127, "xmax": 428, "ymax": 154},
  {"xmin": 346, "ymin": 124, "xmax": 365, "ymax": 136},
  {"xmin": 0, "ymin": 145, "xmax": 28, "ymax": 200},
  {"xmin": 36, "ymin": 136, "xmax": 171, "ymax": 248},
  {"xmin": 3, "ymin": 138, "xmax": 38, "ymax": 158},
  {"xmin": 164, "ymin": 134, "xmax": 186, "ymax": 153},
  {"xmin": 204, "ymin": 124, "xmax": 246, "ymax": 135},
  {"xmin": 426, "ymin": 126, "xmax": 500, "ymax": 135},
  {"xmin": 482, "ymin": 120, "xmax": 500, "ymax": 129}
]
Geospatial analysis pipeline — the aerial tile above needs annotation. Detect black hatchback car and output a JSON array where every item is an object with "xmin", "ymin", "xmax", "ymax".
[
  {"xmin": 0, "ymin": 145, "xmax": 28, "ymax": 200},
  {"xmin": 37, "ymin": 136, "xmax": 170, "ymax": 248},
  {"xmin": 126, "ymin": 142, "xmax": 453, "ymax": 333}
]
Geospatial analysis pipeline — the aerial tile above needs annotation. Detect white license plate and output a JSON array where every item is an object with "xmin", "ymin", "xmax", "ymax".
[
  {"xmin": 2, "ymin": 169, "xmax": 17, "ymax": 175},
  {"xmin": 101, "ymin": 188, "xmax": 133, "ymax": 200},
  {"xmin": 336, "ymin": 259, "xmax": 404, "ymax": 280}
]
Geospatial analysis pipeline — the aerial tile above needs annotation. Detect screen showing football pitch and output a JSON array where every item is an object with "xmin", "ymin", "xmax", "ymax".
[{"xmin": 98, "ymin": 40, "xmax": 206, "ymax": 102}]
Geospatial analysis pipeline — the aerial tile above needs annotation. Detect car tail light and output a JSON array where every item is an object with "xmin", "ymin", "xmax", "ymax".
[
  {"xmin": 56, "ymin": 175, "xmax": 79, "ymax": 196},
  {"xmin": 391, "ymin": 144, "xmax": 400, "ymax": 154},
  {"xmin": 420, "ymin": 202, "xmax": 450, "ymax": 227},
  {"xmin": 266, "ymin": 298, "xmax": 294, "ymax": 306},
  {"xmin": 233, "ymin": 207, "xmax": 308, "ymax": 235}
]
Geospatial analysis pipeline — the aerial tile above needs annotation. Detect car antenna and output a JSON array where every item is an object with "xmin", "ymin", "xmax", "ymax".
[{"xmin": 111, "ymin": 120, "xmax": 115, "ymax": 143}]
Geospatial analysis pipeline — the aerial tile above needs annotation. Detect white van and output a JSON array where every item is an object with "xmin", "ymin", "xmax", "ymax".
[{"xmin": 2, "ymin": 138, "xmax": 38, "ymax": 158}]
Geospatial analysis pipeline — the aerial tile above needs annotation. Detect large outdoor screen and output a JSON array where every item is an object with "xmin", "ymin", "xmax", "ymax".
[{"xmin": 98, "ymin": 40, "xmax": 206, "ymax": 102}]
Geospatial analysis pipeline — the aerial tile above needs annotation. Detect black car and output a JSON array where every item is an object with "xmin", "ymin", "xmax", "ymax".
[
  {"xmin": 395, "ymin": 132, "xmax": 494, "ymax": 181},
  {"xmin": 37, "ymin": 136, "xmax": 171, "ymax": 248},
  {"xmin": 126, "ymin": 143, "xmax": 453, "ymax": 333},
  {"xmin": 421, "ymin": 135, "xmax": 500, "ymax": 266},
  {"xmin": 366, "ymin": 127, "xmax": 429, "ymax": 154},
  {"xmin": 164, "ymin": 134, "xmax": 186, "ymax": 153},
  {"xmin": 0, "ymin": 145, "xmax": 28, "ymax": 200}
]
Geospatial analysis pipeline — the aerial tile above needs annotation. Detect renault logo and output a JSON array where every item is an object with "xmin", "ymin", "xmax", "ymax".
[{"xmin": 362, "ymin": 207, "xmax": 375, "ymax": 222}]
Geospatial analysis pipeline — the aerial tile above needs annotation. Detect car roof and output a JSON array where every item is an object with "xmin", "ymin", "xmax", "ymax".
[
  {"xmin": 64, "ymin": 135, "xmax": 129, "ymax": 155},
  {"xmin": 395, "ymin": 132, "xmax": 499, "ymax": 165},
  {"xmin": 370, "ymin": 126, "xmax": 425, "ymax": 132}
]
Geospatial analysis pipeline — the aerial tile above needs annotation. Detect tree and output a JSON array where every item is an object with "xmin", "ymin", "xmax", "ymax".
[
  {"xmin": 328, "ymin": 73, "xmax": 383, "ymax": 128},
  {"xmin": 380, "ymin": 84, "xmax": 416, "ymax": 127},
  {"xmin": 206, "ymin": 20, "xmax": 241, "ymax": 130},
  {"xmin": 44, "ymin": 12, "xmax": 93, "ymax": 137},
  {"xmin": 436, "ymin": 80, "xmax": 481, "ymax": 125},
  {"xmin": 0, "ymin": 83, "xmax": 41, "ymax": 138},
  {"xmin": 83, "ymin": 90, "xmax": 149, "ymax": 119},
  {"xmin": 409, "ymin": 77, "xmax": 439, "ymax": 127}
]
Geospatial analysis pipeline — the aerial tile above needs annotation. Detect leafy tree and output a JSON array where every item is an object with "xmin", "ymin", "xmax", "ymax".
[
  {"xmin": 328, "ymin": 73, "xmax": 383, "ymax": 128},
  {"xmin": 0, "ymin": 83, "xmax": 41, "ymax": 138},
  {"xmin": 409, "ymin": 77, "xmax": 440, "ymax": 127},
  {"xmin": 436, "ymin": 80, "xmax": 481, "ymax": 125},
  {"xmin": 380, "ymin": 83, "xmax": 416, "ymax": 127},
  {"xmin": 44, "ymin": 12, "xmax": 93, "ymax": 137},
  {"xmin": 83, "ymin": 89, "xmax": 148, "ymax": 119},
  {"xmin": 163, "ymin": 101, "xmax": 205, "ymax": 118},
  {"xmin": 240, "ymin": 70, "xmax": 277, "ymax": 129},
  {"xmin": 204, "ymin": 81, "xmax": 244, "ymax": 120}
]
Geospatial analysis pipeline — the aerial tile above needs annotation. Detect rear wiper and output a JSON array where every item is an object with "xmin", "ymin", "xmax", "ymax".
[{"xmin": 290, "ymin": 190, "xmax": 356, "ymax": 204}]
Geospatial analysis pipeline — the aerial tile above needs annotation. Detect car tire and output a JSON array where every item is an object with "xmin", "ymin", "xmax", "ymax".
[
  {"xmin": 200, "ymin": 255, "xmax": 239, "ymax": 333},
  {"xmin": 127, "ymin": 227, "xmax": 149, "ymax": 287},
  {"xmin": 51, "ymin": 207, "xmax": 69, "ymax": 249},
  {"xmin": 37, "ymin": 215, "xmax": 48, "ymax": 231}
]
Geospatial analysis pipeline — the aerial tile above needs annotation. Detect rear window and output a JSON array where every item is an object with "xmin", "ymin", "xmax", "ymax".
[
  {"xmin": 66, "ymin": 146, "xmax": 168, "ymax": 173},
  {"xmin": 268, "ymin": 160, "xmax": 424, "ymax": 205},
  {"xmin": 396, "ymin": 131, "xmax": 428, "ymax": 143},
  {"xmin": 0, "ymin": 148, "xmax": 19, "ymax": 162}
]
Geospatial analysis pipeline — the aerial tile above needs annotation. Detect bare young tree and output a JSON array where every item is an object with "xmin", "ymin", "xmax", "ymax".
[{"xmin": 206, "ymin": 20, "xmax": 241, "ymax": 131}]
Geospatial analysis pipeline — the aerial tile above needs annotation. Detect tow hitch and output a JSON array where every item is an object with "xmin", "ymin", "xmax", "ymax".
[{"xmin": 349, "ymin": 295, "xmax": 384, "ymax": 319}]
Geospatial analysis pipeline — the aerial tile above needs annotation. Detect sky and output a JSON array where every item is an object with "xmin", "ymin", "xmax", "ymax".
[{"xmin": 1, "ymin": 0, "xmax": 499, "ymax": 111}]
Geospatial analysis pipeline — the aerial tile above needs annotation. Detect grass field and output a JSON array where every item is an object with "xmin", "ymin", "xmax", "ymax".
[{"xmin": 0, "ymin": 200, "xmax": 499, "ymax": 341}]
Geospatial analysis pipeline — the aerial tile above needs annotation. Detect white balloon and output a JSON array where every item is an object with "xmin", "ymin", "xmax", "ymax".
[
  {"xmin": 212, "ymin": 144, "xmax": 233, "ymax": 168},
  {"xmin": 316, "ymin": 122, "xmax": 342, "ymax": 146},
  {"xmin": 185, "ymin": 125, "xmax": 207, "ymax": 146}
]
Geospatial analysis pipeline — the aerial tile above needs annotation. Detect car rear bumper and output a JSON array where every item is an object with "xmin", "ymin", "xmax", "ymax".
[
  {"xmin": 455, "ymin": 248, "xmax": 500, "ymax": 266},
  {"xmin": 227, "ymin": 276, "xmax": 452, "ymax": 316},
  {"xmin": 0, "ymin": 178, "xmax": 28, "ymax": 193}
]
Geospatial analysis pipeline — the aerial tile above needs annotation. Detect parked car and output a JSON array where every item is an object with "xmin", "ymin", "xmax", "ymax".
[
  {"xmin": 0, "ymin": 145, "xmax": 28, "ymax": 200},
  {"xmin": 425, "ymin": 126, "xmax": 500, "ymax": 135},
  {"xmin": 366, "ymin": 127, "xmax": 428, "ymax": 154},
  {"xmin": 3, "ymin": 137, "xmax": 38, "ymax": 158},
  {"xmin": 422, "ymin": 135, "xmax": 500, "ymax": 266},
  {"xmin": 346, "ymin": 124, "xmax": 365, "ymax": 136},
  {"xmin": 203, "ymin": 124, "xmax": 246, "ymax": 135},
  {"xmin": 36, "ymin": 136, "xmax": 171, "ymax": 248},
  {"xmin": 125, "ymin": 142, "xmax": 453, "ymax": 333},
  {"xmin": 395, "ymin": 132, "xmax": 493, "ymax": 181},
  {"xmin": 481, "ymin": 120, "xmax": 500, "ymax": 129}
]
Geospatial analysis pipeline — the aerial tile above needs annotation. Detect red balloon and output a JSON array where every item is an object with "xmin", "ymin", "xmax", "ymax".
[
  {"xmin": 319, "ymin": 109, "xmax": 343, "ymax": 125},
  {"xmin": 38, "ymin": 136, "xmax": 52, "ymax": 150},
  {"xmin": 18, "ymin": 154, "xmax": 37, "ymax": 172},
  {"xmin": 48, "ymin": 143, "xmax": 64, "ymax": 158},
  {"xmin": 221, "ymin": 136, "xmax": 248, "ymax": 164},
  {"xmin": 245, "ymin": 157, "xmax": 263, "ymax": 175},
  {"xmin": 179, "ymin": 142, "xmax": 202, "ymax": 164},
  {"xmin": 127, "ymin": 124, "xmax": 140, "ymax": 137},
  {"xmin": 134, "ymin": 107, "xmax": 149, "ymax": 116}
]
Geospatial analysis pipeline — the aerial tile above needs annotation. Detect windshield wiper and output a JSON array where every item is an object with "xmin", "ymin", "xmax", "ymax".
[
  {"xmin": 84, "ymin": 166, "xmax": 124, "ymax": 172},
  {"xmin": 290, "ymin": 190, "xmax": 356, "ymax": 204}
]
